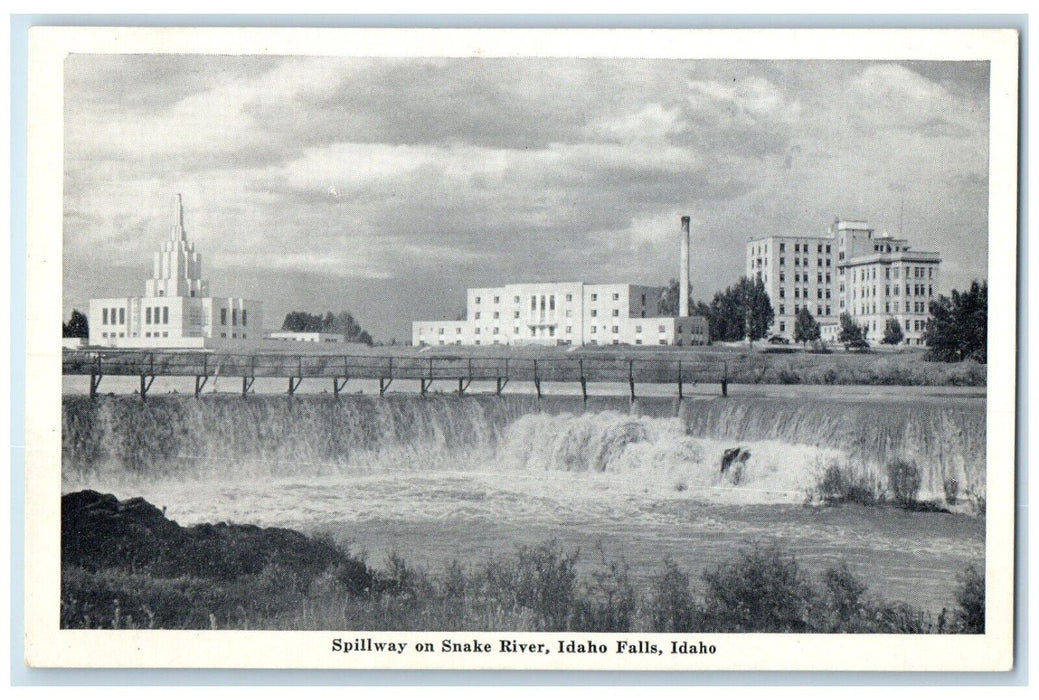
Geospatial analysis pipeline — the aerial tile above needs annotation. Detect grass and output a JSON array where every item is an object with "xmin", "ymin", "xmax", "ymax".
[{"xmin": 62, "ymin": 522, "xmax": 984, "ymax": 634}]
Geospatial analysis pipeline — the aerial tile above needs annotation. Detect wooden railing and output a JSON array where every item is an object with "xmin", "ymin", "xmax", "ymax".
[{"xmin": 63, "ymin": 349, "xmax": 731, "ymax": 400}]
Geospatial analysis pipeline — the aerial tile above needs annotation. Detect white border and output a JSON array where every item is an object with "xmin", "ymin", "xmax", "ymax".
[{"xmin": 24, "ymin": 26, "xmax": 1019, "ymax": 671}]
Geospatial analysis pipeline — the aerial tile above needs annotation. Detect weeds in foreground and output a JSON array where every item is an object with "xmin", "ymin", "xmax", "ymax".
[{"xmin": 62, "ymin": 538, "xmax": 984, "ymax": 634}]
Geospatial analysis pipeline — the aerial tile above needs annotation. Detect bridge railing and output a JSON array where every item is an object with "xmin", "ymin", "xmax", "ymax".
[{"xmin": 63, "ymin": 349, "xmax": 731, "ymax": 396}]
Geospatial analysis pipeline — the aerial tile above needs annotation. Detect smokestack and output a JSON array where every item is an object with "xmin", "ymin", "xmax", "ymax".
[{"xmin": 680, "ymin": 216, "xmax": 690, "ymax": 317}]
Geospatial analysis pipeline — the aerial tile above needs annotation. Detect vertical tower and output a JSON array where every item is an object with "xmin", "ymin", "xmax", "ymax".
[
  {"xmin": 680, "ymin": 216, "xmax": 690, "ymax": 317},
  {"xmin": 145, "ymin": 194, "xmax": 210, "ymax": 298}
]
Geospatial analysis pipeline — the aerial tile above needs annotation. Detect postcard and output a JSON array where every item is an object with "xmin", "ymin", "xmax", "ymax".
[{"xmin": 24, "ymin": 26, "xmax": 1018, "ymax": 671}]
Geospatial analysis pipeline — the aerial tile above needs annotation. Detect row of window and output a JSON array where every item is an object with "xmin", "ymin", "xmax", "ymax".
[
  {"xmin": 474, "ymin": 291, "xmax": 637, "ymax": 305},
  {"xmin": 854, "ymin": 301, "xmax": 931, "ymax": 316},
  {"xmin": 751, "ymin": 242, "xmax": 833, "ymax": 255},
  {"xmin": 218, "ymin": 308, "xmax": 247, "ymax": 327},
  {"xmin": 101, "ymin": 307, "xmax": 125, "ymax": 325},
  {"xmin": 852, "ymin": 266, "xmax": 934, "ymax": 282},
  {"xmin": 779, "ymin": 288, "xmax": 831, "ymax": 300},
  {"xmin": 777, "ymin": 304, "xmax": 832, "ymax": 318},
  {"xmin": 852, "ymin": 284, "xmax": 933, "ymax": 299}
]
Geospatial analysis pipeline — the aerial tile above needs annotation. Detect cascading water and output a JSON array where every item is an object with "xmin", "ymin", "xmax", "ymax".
[{"xmin": 61, "ymin": 392, "xmax": 986, "ymax": 614}]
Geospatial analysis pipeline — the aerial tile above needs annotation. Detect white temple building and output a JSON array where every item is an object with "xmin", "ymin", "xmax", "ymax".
[{"xmin": 88, "ymin": 195, "xmax": 263, "ymax": 348}]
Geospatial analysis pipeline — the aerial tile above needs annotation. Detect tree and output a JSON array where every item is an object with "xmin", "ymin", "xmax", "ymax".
[
  {"xmin": 793, "ymin": 306, "xmax": 821, "ymax": 349},
  {"xmin": 881, "ymin": 317, "xmax": 904, "ymax": 345},
  {"xmin": 736, "ymin": 276, "xmax": 774, "ymax": 345},
  {"xmin": 281, "ymin": 310, "xmax": 374, "ymax": 345},
  {"xmin": 837, "ymin": 313, "xmax": 868, "ymax": 350},
  {"xmin": 62, "ymin": 309, "xmax": 89, "ymax": 338},
  {"xmin": 924, "ymin": 280, "xmax": 987, "ymax": 363},
  {"xmin": 704, "ymin": 277, "xmax": 774, "ymax": 344}
]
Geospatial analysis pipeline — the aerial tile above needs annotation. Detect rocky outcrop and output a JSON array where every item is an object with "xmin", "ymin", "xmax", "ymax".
[{"xmin": 61, "ymin": 490, "xmax": 372, "ymax": 594}]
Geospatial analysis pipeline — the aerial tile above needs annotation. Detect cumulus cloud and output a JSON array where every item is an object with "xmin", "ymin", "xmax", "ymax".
[{"xmin": 62, "ymin": 56, "xmax": 990, "ymax": 341}]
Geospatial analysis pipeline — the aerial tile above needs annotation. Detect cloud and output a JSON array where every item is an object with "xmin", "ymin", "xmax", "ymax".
[{"xmin": 62, "ymin": 56, "xmax": 991, "ymax": 342}]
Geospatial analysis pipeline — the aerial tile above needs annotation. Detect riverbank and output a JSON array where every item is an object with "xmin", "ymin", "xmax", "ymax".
[{"xmin": 61, "ymin": 490, "xmax": 983, "ymax": 633}]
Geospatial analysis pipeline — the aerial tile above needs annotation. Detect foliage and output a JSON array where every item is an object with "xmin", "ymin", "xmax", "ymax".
[
  {"xmin": 924, "ymin": 280, "xmax": 987, "ymax": 363},
  {"xmin": 814, "ymin": 461, "xmax": 880, "ymax": 506},
  {"xmin": 943, "ymin": 477, "xmax": 960, "ymax": 506},
  {"xmin": 649, "ymin": 556, "xmax": 700, "ymax": 632},
  {"xmin": 794, "ymin": 306, "xmax": 821, "ymax": 348},
  {"xmin": 63, "ymin": 309, "xmax": 90, "ymax": 338},
  {"xmin": 706, "ymin": 276, "xmax": 774, "ymax": 343},
  {"xmin": 882, "ymin": 316, "xmax": 905, "ymax": 345},
  {"xmin": 281, "ymin": 310, "xmax": 374, "ymax": 345},
  {"xmin": 886, "ymin": 458, "xmax": 922, "ymax": 507},
  {"xmin": 954, "ymin": 565, "xmax": 985, "ymax": 633},
  {"xmin": 837, "ymin": 313, "xmax": 869, "ymax": 350},
  {"xmin": 482, "ymin": 539, "xmax": 579, "ymax": 631},
  {"xmin": 700, "ymin": 544, "xmax": 815, "ymax": 632}
]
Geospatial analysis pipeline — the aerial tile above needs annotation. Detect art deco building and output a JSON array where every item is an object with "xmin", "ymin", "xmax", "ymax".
[{"xmin": 88, "ymin": 195, "xmax": 263, "ymax": 348}]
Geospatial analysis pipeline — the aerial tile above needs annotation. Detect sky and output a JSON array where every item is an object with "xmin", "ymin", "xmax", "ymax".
[{"xmin": 63, "ymin": 56, "xmax": 990, "ymax": 342}]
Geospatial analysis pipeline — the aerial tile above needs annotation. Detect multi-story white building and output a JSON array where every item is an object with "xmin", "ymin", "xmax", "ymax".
[
  {"xmin": 413, "ymin": 282, "xmax": 708, "ymax": 347},
  {"xmin": 88, "ymin": 195, "xmax": 263, "ymax": 349},
  {"xmin": 746, "ymin": 219, "xmax": 941, "ymax": 346}
]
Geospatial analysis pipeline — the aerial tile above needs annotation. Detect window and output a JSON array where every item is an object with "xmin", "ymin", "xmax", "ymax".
[
  {"xmin": 591, "ymin": 310, "xmax": 598, "ymax": 317},
  {"xmin": 780, "ymin": 243, "xmax": 785, "ymax": 252},
  {"xmin": 612, "ymin": 309, "xmax": 619, "ymax": 317},
  {"xmin": 242, "ymin": 309, "xmax": 247, "ymax": 326},
  {"xmin": 163, "ymin": 332, "xmax": 169, "ymax": 338},
  {"xmin": 659, "ymin": 340, "xmax": 667, "ymax": 345},
  {"xmin": 779, "ymin": 322, "xmax": 785, "ymax": 332},
  {"xmin": 780, "ymin": 257, "xmax": 785, "ymax": 266},
  {"xmin": 641, "ymin": 294, "xmax": 646, "ymax": 305},
  {"xmin": 779, "ymin": 305, "xmax": 785, "ymax": 315},
  {"xmin": 565, "ymin": 310, "xmax": 572, "ymax": 318},
  {"xmin": 549, "ymin": 296, "xmax": 555, "ymax": 311},
  {"xmin": 591, "ymin": 327, "xmax": 597, "ymax": 334},
  {"xmin": 493, "ymin": 311, "xmax": 499, "ymax": 319},
  {"xmin": 163, "ymin": 307, "xmax": 169, "ymax": 324},
  {"xmin": 565, "ymin": 326, "xmax": 572, "ymax": 334},
  {"xmin": 514, "ymin": 311, "xmax": 520, "ymax": 319},
  {"xmin": 514, "ymin": 296, "xmax": 520, "ymax": 303},
  {"xmin": 493, "ymin": 296, "xmax": 499, "ymax": 304},
  {"xmin": 457, "ymin": 328, "xmax": 462, "ymax": 334},
  {"xmin": 635, "ymin": 339, "xmax": 642, "ymax": 345},
  {"xmin": 659, "ymin": 325, "xmax": 666, "ymax": 333},
  {"xmin": 795, "ymin": 243, "xmax": 800, "ymax": 252},
  {"xmin": 475, "ymin": 312, "xmax": 481, "ymax": 320},
  {"xmin": 635, "ymin": 325, "xmax": 642, "ymax": 333},
  {"xmin": 514, "ymin": 327, "xmax": 519, "ymax": 334},
  {"xmin": 232, "ymin": 309, "xmax": 237, "ymax": 326},
  {"xmin": 221, "ymin": 309, "xmax": 227, "ymax": 325},
  {"xmin": 779, "ymin": 287, "xmax": 785, "ymax": 298},
  {"xmin": 474, "ymin": 328, "xmax": 480, "ymax": 335},
  {"xmin": 531, "ymin": 296, "xmax": 537, "ymax": 310},
  {"xmin": 493, "ymin": 327, "xmax": 499, "ymax": 335},
  {"xmin": 475, "ymin": 296, "xmax": 481, "ymax": 304},
  {"xmin": 549, "ymin": 327, "xmax": 555, "ymax": 337},
  {"xmin": 612, "ymin": 326, "xmax": 619, "ymax": 333},
  {"xmin": 102, "ymin": 308, "xmax": 109, "ymax": 324},
  {"xmin": 591, "ymin": 293, "xmax": 598, "ymax": 301},
  {"xmin": 146, "ymin": 308, "xmax": 152, "ymax": 324}
]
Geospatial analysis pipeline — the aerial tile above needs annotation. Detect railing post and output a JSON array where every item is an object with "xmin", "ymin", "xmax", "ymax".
[
  {"xmin": 628, "ymin": 359, "xmax": 635, "ymax": 403},
  {"xmin": 721, "ymin": 360, "xmax": 729, "ymax": 397},
  {"xmin": 579, "ymin": 358, "xmax": 587, "ymax": 406},
  {"xmin": 677, "ymin": 359, "xmax": 683, "ymax": 401}
]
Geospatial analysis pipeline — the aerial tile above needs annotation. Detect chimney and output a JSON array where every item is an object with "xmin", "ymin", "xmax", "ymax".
[{"xmin": 680, "ymin": 216, "xmax": 690, "ymax": 317}]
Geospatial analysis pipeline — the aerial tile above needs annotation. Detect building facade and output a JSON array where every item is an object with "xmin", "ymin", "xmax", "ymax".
[
  {"xmin": 89, "ymin": 195, "xmax": 263, "ymax": 348},
  {"xmin": 746, "ymin": 219, "xmax": 941, "ymax": 346},
  {"xmin": 413, "ymin": 282, "xmax": 708, "ymax": 347}
]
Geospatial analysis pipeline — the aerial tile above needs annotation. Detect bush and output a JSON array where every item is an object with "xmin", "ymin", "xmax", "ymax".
[
  {"xmin": 887, "ymin": 458, "xmax": 922, "ymax": 507},
  {"xmin": 701, "ymin": 544, "xmax": 815, "ymax": 632},
  {"xmin": 955, "ymin": 565, "xmax": 985, "ymax": 633},
  {"xmin": 649, "ymin": 557, "xmax": 700, "ymax": 632},
  {"xmin": 572, "ymin": 545, "xmax": 637, "ymax": 632},
  {"xmin": 815, "ymin": 462, "xmax": 880, "ymax": 506},
  {"xmin": 820, "ymin": 563, "xmax": 869, "ymax": 631},
  {"xmin": 482, "ymin": 539, "xmax": 578, "ymax": 631},
  {"xmin": 943, "ymin": 477, "xmax": 960, "ymax": 506}
]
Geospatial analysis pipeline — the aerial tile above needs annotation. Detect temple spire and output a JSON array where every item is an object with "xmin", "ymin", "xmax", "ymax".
[{"xmin": 171, "ymin": 193, "xmax": 185, "ymax": 241}]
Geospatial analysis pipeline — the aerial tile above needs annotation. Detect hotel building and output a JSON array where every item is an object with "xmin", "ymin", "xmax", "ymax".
[
  {"xmin": 746, "ymin": 219, "xmax": 941, "ymax": 345},
  {"xmin": 88, "ymin": 195, "xmax": 263, "ymax": 348}
]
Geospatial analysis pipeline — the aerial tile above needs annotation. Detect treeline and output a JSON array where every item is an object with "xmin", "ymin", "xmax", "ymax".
[
  {"xmin": 62, "ymin": 309, "xmax": 89, "ymax": 338},
  {"xmin": 281, "ymin": 311, "xmax": 374, "ymax": 345}
]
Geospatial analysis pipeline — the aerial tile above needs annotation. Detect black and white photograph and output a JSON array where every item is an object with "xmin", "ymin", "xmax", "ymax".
[{"xmin": 24, "ymin": 26, "xmax": 1018, "ymax": 671}]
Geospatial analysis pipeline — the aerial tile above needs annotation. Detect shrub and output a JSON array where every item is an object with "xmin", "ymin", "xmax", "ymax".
[
  {"xmin": 482, "ymin": 539, "xmax": 578, "ymax": 631},
  {"xmin": 887, "ymin": 458, "xmax": 922, "ymax": 507},
  {"xmin": 943, "ymin": 477, "xmax": 960, "ymax": 506},
  {"xmin": 955, "ymin": 565, "xmax": 985, "ymax": 633},
  {"xmin": 649, "ymin": 557, "xmax": 699, "ymax": 632},
  {"xmin": 815, "ymin": 461, "xmax": 879, "ymax": 506},
  {"xmin": 820, "ymin": 563, "xmax": 869, "ymax": 632},
  {"xmin": 572, "ymin": 545, "xmax": 637, "ymax": 632},
  {"xmin": 700, "ymin": 544, "xmax": 815, "ymax": 632}
]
